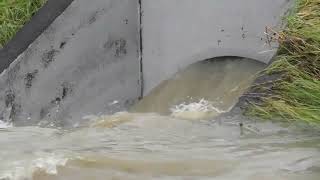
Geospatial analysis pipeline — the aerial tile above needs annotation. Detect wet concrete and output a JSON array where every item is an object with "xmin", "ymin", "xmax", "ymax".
[
  {"xmin": 0, "ymin": 0, "xmax": 293, "ymax": 125},
  {"xmin": 0, "ymin": 0, "xmax": 140, "ymax": 126},
  {"xmin": 141, "ymin": 0, "xmax": 293, "ymax": 94}
]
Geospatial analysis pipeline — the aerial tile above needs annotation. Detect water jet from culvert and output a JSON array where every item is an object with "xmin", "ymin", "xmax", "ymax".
[{"xmin": 132, "ymin": 57, "xmax": 266, "ymax": 120}]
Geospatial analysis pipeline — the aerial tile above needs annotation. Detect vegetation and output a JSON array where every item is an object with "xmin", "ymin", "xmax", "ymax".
[
  {"xmin": 0, "ymin": 0, "xmax": 46, "ymax": 48},
  {"xmin": 246, "ymin": 0, "xmax": 320, "ymax": 126}
]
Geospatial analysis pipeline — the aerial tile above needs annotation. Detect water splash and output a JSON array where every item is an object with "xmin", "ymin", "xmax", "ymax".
[
  {"xmin": 170, "ymin": 99, "xmax": 225, "ymax": 120},
  {"xmin": 1, "ymin": 58, "xmax": 319, "ymax": 180},
  {"xmin": 32, "ymin": 155, "xmax": 68, "ymax": 175},
  {"xmin": 0, "ymin": 154, "xmax": 68, "ymax": 180},
  {"xmin": 0, "ymin": 120, "xmax": 12, "ymax": 129},
  {"xmin": 131, "ymin": 57, "xmax": 264, "ymax": 118}
]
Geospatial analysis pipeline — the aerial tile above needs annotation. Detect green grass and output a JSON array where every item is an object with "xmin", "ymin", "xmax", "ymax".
[
  {"xmin": 246, "ymin": 0, "xmax": 320, "ymax": 126},
  {"xmin": 0, "ymin": 0, "xmax": 46, "ymax": 48}
]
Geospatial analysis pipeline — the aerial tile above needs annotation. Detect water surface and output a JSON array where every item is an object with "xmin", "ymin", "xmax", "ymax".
[{"xmin": 0, "ymin": 58, "xmax": 319, "ymax": 180}]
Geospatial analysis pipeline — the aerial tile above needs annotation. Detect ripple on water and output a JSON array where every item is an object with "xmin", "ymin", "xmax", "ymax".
[{"xmin": 0, "ymin": 58, "xmax": 319, "ymax": 180}]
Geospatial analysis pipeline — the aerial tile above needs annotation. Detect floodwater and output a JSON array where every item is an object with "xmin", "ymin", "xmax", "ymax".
[
  {"xmin": 132, "ymin": 57, "xmax": 264, "ymax": 119},
  {"xmin": 0, "ymin": 58, "xmax": 320, "ymax": 180}
]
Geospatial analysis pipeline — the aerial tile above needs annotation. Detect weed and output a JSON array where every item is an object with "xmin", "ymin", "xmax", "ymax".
[{"xmin": 246, "ymin": 0, "xmax": 320, "ymax": 126}]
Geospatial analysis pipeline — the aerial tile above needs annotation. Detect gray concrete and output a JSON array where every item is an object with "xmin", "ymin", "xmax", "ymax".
[
  {"xmin": 0, "ymin": 0, "xmax": 140, "ymax": 126},
  {"xmin": 0, "ymin": 0, "xmax": 292, "ymax": 125},
  {"xmin": 142, "ymin": 0, "xmax": 292, "ymax": 94}
]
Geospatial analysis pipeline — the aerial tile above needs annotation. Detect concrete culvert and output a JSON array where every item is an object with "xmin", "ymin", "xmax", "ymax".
[
  {"xmin": 132, "ymin": 57, "xmax": 266, "ymax": 120},
  {"xmin": 1, "ymin": 1, "xmax": 320, "ymax": 180},
  {"xmin": 0, "ymin": 0, "xmax": 292, "ymax": 126}
]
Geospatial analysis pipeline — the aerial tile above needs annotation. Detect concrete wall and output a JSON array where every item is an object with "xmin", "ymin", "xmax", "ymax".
[
  {"xmin": 0, "ymin": 0, "xmax": 140, "ymax": 126},
  {"xmin": 142, "ymin": 0, "xmax": 292, "ymax": 94},
  {"xmin": 0, "ymin": 0, "xmax": 292, "ymax": 125}
]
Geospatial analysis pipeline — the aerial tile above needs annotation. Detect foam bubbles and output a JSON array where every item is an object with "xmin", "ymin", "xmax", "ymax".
[
  {"xmin": 32, "ymin": 155, "xmax": 68, "ymax": 175},
  {"xmin": 0, "ymin": 120, "xmax": 12, "ymax": 129},
  {"xmin": 170, "ymin": 99, "xmax": 225, "ymax": 120},
  {"xmin": 0, "ymin": 154, "xmax": 68, "ymax": 180}
]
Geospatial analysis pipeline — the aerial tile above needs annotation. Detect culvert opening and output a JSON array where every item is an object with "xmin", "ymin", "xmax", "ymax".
[{"xmin": 131, "ymin": 56, "xmax": 266, "ymax": 120}]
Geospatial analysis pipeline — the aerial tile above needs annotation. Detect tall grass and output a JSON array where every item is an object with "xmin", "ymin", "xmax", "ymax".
[
  {"xmin": 0, "ymin": 0, "xmax": 46, "ymax": 48},
  {"xmin": 246, "ymin": 0, "xmax": 320, "ymax": 125}
]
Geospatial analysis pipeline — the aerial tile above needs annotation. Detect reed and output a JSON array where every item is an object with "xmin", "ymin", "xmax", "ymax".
[{"xmin": 246, "ymin": 0, "xmax": 320, "ymax": 126}]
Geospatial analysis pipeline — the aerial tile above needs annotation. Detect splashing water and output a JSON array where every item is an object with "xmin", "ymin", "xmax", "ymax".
[
  {"xmin": 0, "ymin": 120, "xmax": 12, "ymax": 129},
  {"xmin": 170, "ymin": 99, "xmax": 226, "ymax": 120},
  {"xmin": 0, "ymin": 58, "xmax": 320, "ymax": 180},
  {"xmin": 1, "ymin": 154, "xmax": 68, "ymax": 180},
  {"xmin": 0, "ymin": 113, "xmax": 319, "ymax": 180},
  {"xmin": 132, "ymin": 57, "xmax": 265, "ymax": 118}
]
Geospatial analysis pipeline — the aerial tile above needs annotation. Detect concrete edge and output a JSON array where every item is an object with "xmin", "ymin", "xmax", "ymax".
[{"xmin": 0, "ymin": 0, "xmax": 74, "ymax": 73}]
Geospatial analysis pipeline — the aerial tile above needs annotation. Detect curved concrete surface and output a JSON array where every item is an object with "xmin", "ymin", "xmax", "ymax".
[
  {"xmin": 142, "ymin": 0, "xmax": 292, "ymax": 94},
  {"xmin": 0, "ymin": 0, "xmax": 292, "ymax": 125}
]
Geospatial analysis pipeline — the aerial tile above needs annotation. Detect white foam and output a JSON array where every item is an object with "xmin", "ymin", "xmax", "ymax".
[
  {"xmin": 170, "ymin": 99, "xmax": 226, "ymax": 120},
  {"xmin": 171, "ymin": 99, "xmax": 224, "ymax": 114},
  {"xmin": 0, "ymin": 120, "xmax": 12, "ymax": 129},
  {"xmin": 32, "ymin": 155, "xmax": 68, "ymax": 174},
  {"xmin": 0, "ymin": 154, "xmax": 68, "ymax": 180}
]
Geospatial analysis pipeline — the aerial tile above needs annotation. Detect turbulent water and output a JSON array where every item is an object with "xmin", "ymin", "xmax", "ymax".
[
  {"xmin": 132, "ymin": 58, "xmax": 264, "ymax": 118},
  {"xmin": 1, "ymin": 58, "xmax": 320, "ymax": 180}
]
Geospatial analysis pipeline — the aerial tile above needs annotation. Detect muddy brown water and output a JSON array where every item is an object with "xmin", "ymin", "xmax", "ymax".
[{"xmin": 0, "ymin": 58, "xmax": 319, "ymax": 180}]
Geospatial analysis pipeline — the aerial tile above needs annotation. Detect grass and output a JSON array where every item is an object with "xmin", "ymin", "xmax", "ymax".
[
  {"xmin": 0, "ymin": 0, "xmax": 46, "ymax": 48},
  {"xmin": 246, "ymin": 0, "xmax": 320, "ymax": 126}
]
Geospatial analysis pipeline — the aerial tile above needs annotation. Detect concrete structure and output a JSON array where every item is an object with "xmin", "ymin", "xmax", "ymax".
[
  {"xmin": 0, "ymin": 0, "xmax": 292, "ymax": 126},
  {"xmin": 141, "ymin": 0, "xmax": 291, "ymax": 94},
  {"xmin": 0, "ymin": 0, "xmax": 140, "ymax": 126}
]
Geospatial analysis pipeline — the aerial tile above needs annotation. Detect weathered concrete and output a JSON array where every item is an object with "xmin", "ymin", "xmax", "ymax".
[
  {"xmin": 0, "ymin": 0, "xmax": 293, "ymax": 125},
  {"xmin": 141, "ymin": 0, "xmax": 292, "ymax": 94},
  {"xmin": 0, "ymin": 0, "xmax": 140, "ymax": 126}
]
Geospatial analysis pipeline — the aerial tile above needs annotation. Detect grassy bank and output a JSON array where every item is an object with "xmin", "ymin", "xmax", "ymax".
[
  {"xmin": 246, "ymin": 0, "xmax": 320, "ymax": 125},
  {"xmin": 0, "ymin": 0, "xmax": 46, "ymax": 48}
]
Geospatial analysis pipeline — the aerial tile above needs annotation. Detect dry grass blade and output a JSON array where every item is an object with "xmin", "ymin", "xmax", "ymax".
[{"xmin": 246, "ymin": 0, "xmax": 320, "ymax": 126}]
